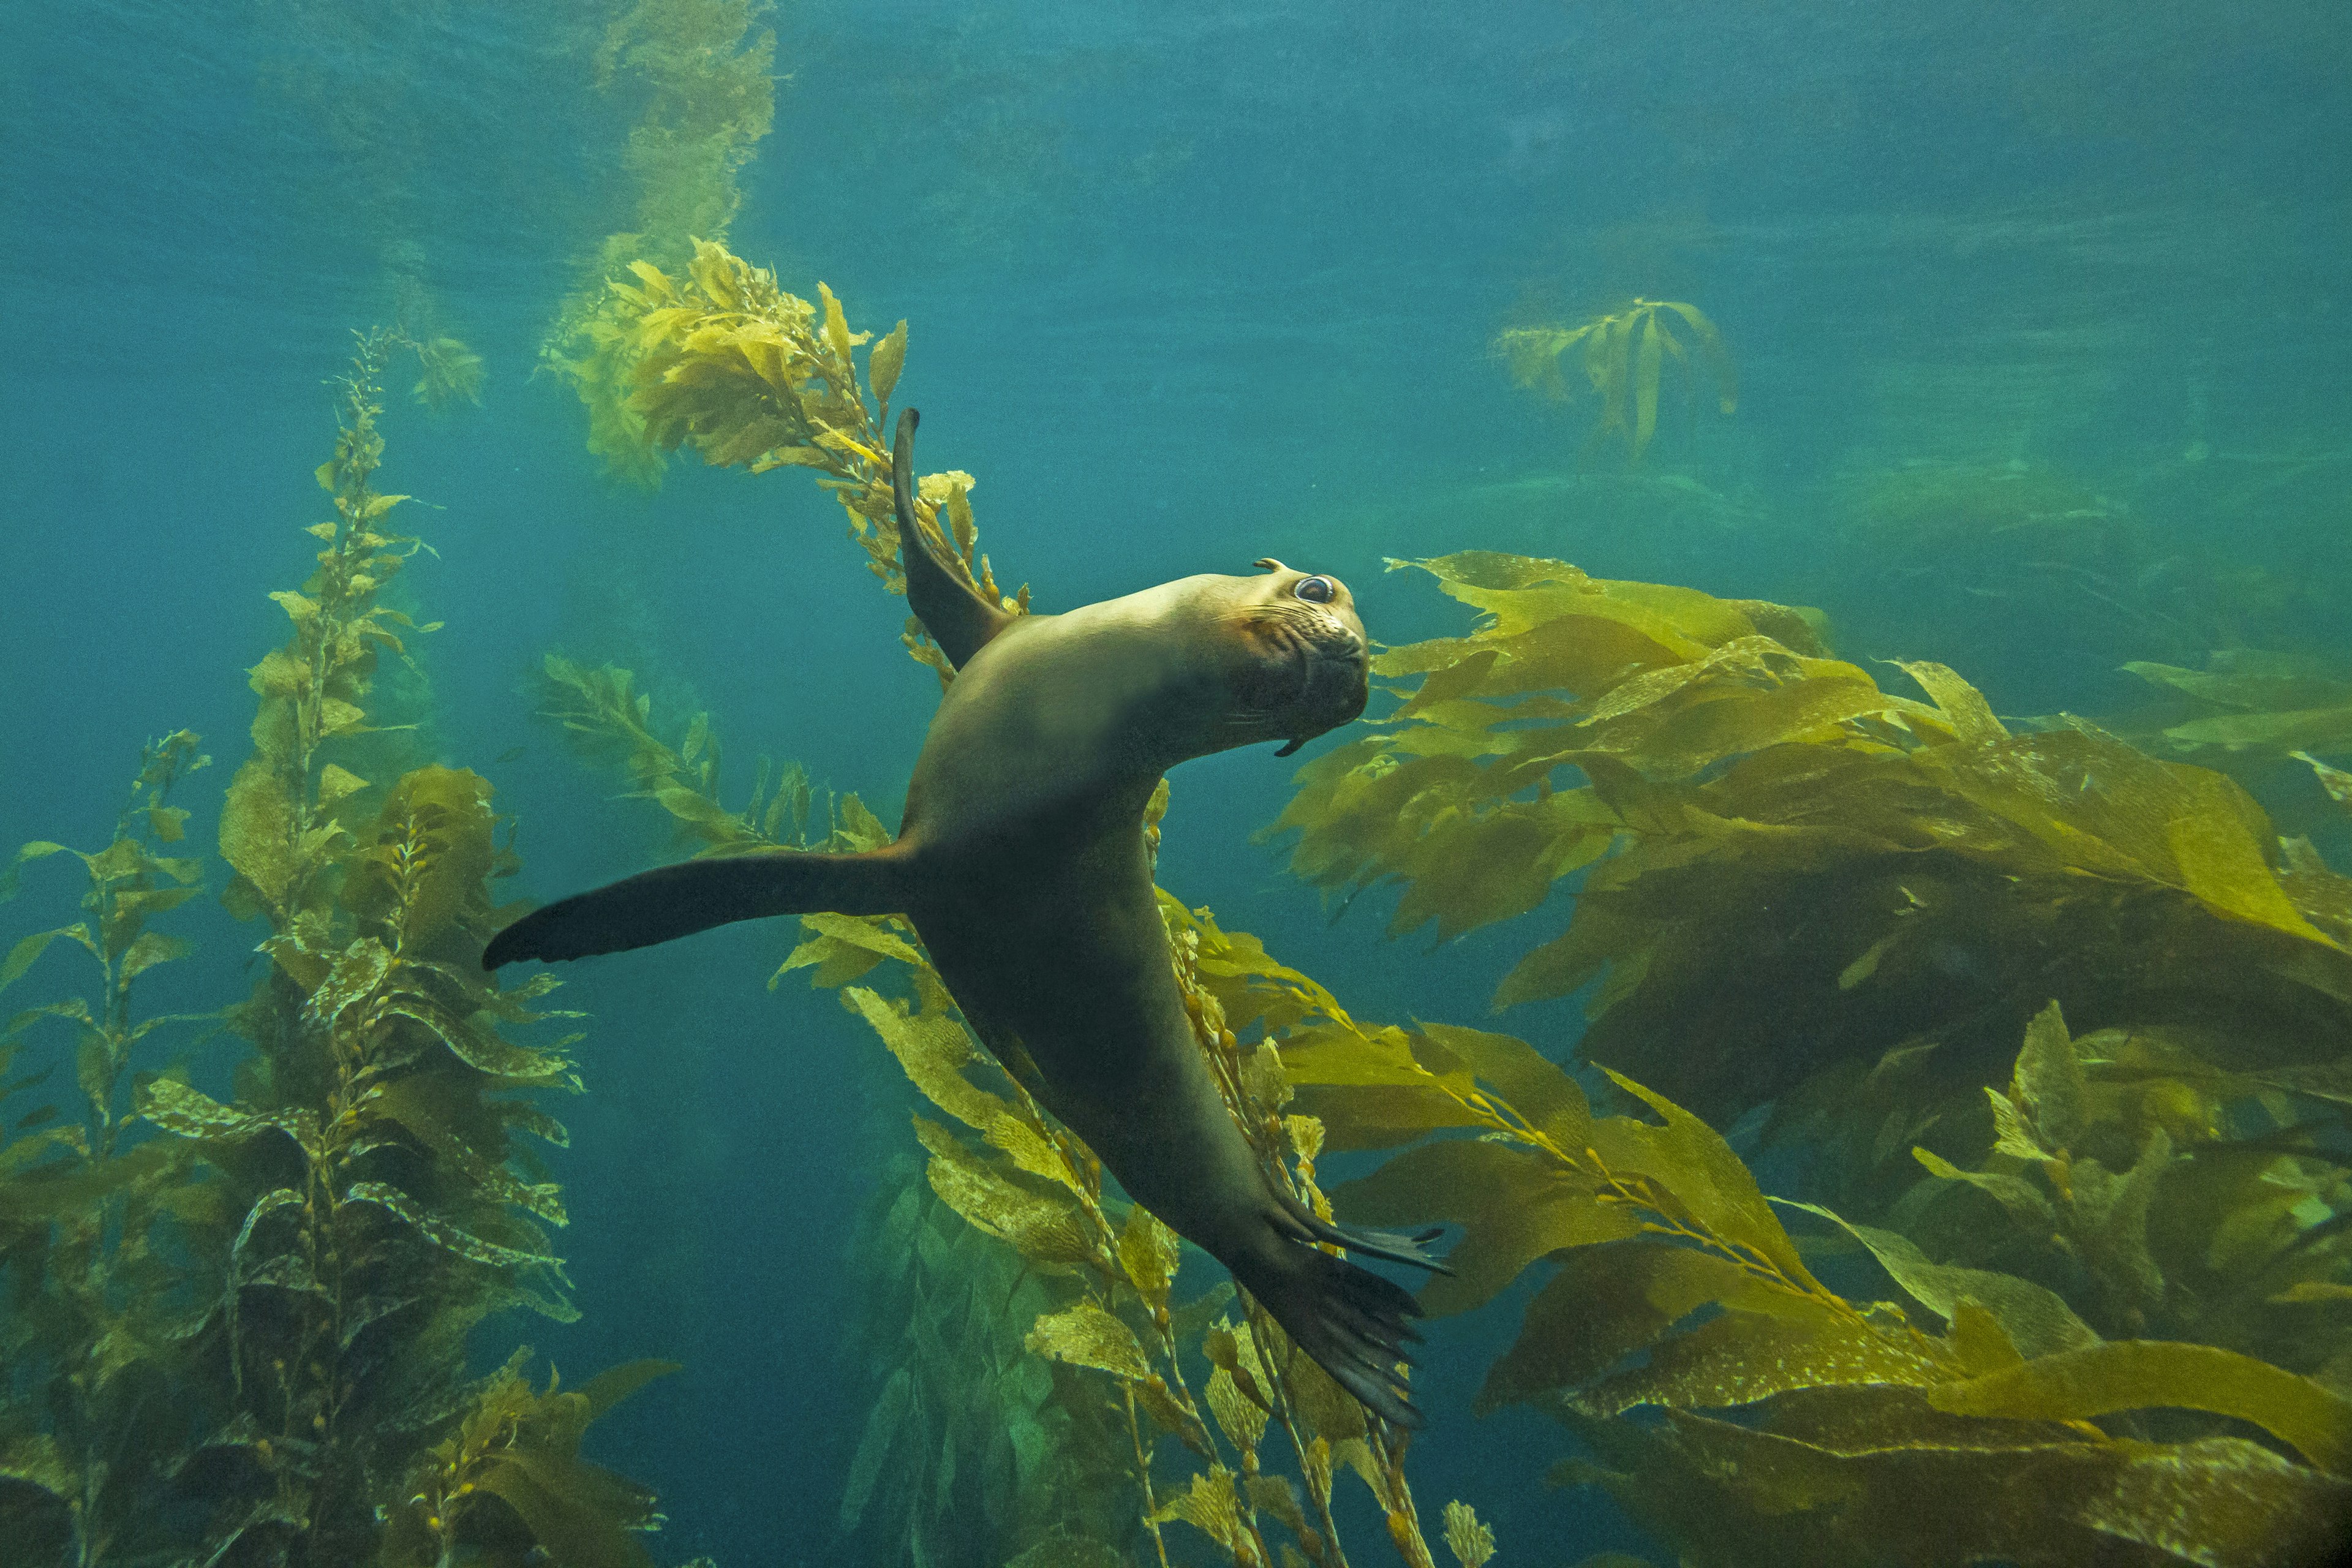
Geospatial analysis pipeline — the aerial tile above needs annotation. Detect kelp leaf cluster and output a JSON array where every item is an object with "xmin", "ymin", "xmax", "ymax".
[
  {"xmin": 1, "ymin": 334, "xmax": 677, "ymax": 1568},
  {"xmin": 1280, "ymin": 1009, "xmax": 2352, "ymax": 1565},
  {"xmin": 1495, "ymin": 299, "xmax": 1736, "ymax": 462},
  {"xmin": 539, "ymin": 0, "xmax": 777, "ymax": 486},
  {"xmin": 1271, "ymin": 552, "xmax": 2352, "ymax": 1137},
  {"xmin": 599, "ymin": 238, "xmax": 1027, "ymax": 682},
  {"xmin": 1255, "ymin": 545, "xmax": 2352, "ymax": 1561},
  {"xmin": 2120, "ymin": 649, "xmax": 2352, "ymax": 766}
]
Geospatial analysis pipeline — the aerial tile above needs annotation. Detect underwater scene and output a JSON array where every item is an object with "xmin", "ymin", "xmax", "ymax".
[{"xmin": 6, "ymin": 0, "xmax": 2352, "ymax": 1564}]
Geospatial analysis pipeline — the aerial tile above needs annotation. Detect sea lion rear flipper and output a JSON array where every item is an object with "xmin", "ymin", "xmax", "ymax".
[
  {"xmin": 892, "ymin": 408, "xmax": 1016, "ymax": 670},
  {"xmin": 1242, "ymin": 1246, "xmax": 1428, "ymax": 1430},
  {"xmin": 483, "ymin": 846, "xmax": 909, "ymax": 970},
  {"xmin": 1278, "ymin": 1188, "xmax": 1452, "ymax": 1275}
]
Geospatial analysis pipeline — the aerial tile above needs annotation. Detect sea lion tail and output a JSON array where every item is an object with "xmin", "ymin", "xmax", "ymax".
[
  {"xmin": 1238, "ymin": 1244, "xmax": 1429, "ymax": 1430},
  {"xmin": 483, "ymin": 846, "xmax": 912, "ymax": 970}
]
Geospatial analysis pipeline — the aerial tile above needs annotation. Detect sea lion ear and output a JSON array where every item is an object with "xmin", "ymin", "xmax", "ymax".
[{"xmin": 1253, "ymin": 557, "xmax": 1289, "ymax": 574}]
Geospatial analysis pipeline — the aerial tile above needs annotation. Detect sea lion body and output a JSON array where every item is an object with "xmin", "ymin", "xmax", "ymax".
[
  {"xmin": 486, "ymin": 411, "xmax": 1443, "ymax": 1425},
  {"xmin": 897, "ymin": 581, "xmax": 1302, "ymax": 1264}
]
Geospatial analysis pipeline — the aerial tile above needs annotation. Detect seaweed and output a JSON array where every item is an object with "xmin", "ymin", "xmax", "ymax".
[
  {"xmin": 1269, "ymin": 552, "xmax": 2352, "ymax": 1143},
  {"xmin": 1280, "ymin": 1007, "xmax": 2352, "ymax": 1566},
  {"xmin": 1250, "ymin": 545, "xmax": 2352, "ymax": 1559},
  {"xmin": 1494, "ymin": 300, "xmax": 1736, "ymax": 463},
  {"xmin": 539, "ymin": 0, "xmax": 777, "ymax": 486},
  {"xmin": 837, "ymin": 1160, "xmax": 1140, "ymax": 1567},
  {"xmin": 2, "ymin": 334, "xmax": 680, "ymax": 1568},
  {"xmin": 2117, "ymin": 651, "xmax": 2352, "ymax": 774},
  {"xmin": 595, "ymin": 239, "xmax": 1025, "ymax": 682}
]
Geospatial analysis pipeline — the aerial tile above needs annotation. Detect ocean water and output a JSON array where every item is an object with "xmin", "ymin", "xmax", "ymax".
[{"xmin": 4, "ymin": 1, "xmax": 2350, "ymax": 1564}]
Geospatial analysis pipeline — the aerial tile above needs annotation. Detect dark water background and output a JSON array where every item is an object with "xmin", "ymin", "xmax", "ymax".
[{"xmin": 4, "ymin": 0, "xmax": 2348, "ymax": 1560}]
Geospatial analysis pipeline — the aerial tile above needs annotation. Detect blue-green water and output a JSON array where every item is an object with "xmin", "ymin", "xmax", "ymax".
[{"xmin": 5, "ymin": 2, "xmax": 2349, "ymax": 1563}]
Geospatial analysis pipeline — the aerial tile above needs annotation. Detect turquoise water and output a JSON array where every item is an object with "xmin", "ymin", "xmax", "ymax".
[{"xmin": 5, "ymin": 2, "xmax": 2350, "ymax": 1564}]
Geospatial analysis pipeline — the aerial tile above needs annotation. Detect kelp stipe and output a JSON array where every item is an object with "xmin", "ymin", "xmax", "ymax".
[
  {"xmin": 1495, "ymin": 299, "xmax": 1735, "ymax": 463},
  {"xmin": 2, "ymin": 334, "xmax": 682, "ymax": 1568}
]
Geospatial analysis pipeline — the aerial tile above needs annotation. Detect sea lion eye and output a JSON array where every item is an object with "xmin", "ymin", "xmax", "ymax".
[{"xmin": 1294, "ymin": 575, "xmax": 1335, "ymax": 604}]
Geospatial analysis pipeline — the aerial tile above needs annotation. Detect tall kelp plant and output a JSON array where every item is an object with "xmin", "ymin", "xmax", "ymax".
[
  {"xmin": 1, "ymin": 334, "xmax": 677, "ymax": 1568},
  {"xmin": 537, "ymin": 238, "xmax": 1490, "ymax": 1567}
]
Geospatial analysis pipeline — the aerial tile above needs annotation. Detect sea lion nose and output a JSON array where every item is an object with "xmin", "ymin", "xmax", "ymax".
[{"xmin": 1306, "ymin": 646, "xmax": 1370, "ymax": 723}]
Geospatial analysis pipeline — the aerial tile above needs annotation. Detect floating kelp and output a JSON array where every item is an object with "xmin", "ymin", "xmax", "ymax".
[
  {"xmin": 2117, "ymin": 650, "xmax": 2352, "ymax": 765},
  {"xmin": 0, "ymin": 334, "xmax": 676, "ymax": 1568},
  {"xmin": 1495, "ymin": 299, "xmax": 1736, "ymax": 462}
]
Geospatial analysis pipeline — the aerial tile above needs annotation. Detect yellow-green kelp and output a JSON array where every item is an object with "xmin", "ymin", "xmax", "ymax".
[
  {"xmin": 540, "ymin": 0, "xmax": 778, "ymax": 486},
  {"xmin": 1257, "ymin": 547, "xmax": 2352, "ymax": 1561},
  {"xmin": 1, "ymin": 334, "xmax": 675, "ymax": 1568},
  {"xmin": 1495, "ymin": 299, "xmax": 1736, "ymax": 463}
]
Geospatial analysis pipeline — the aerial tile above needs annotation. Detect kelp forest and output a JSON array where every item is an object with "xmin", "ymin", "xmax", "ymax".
[{"xmin": 7, "ymin": 3, "xmax": 2352, "ymax": 1567}]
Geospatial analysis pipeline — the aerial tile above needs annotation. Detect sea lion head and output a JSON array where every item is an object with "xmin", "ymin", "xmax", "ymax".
[{"xmin": 1203, "ymin": 558, "xmax": 1371, "ymax": 758}]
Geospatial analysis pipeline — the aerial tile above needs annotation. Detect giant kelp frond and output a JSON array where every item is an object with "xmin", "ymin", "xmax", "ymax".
[
  {"xmin": 376, "ymin": 1350, "xmax": 678, "ymax": 1568},
  {"xmin": 1270, "ymin": 552, "xmax": 2352, "ymax": 1136},
  {"xmin": 839, "ymin": 1161, "xmax": 1142, "ymax": 1567},
  {"xmin": 408, "ymin": 334, "xmax": 486, "ymax": 411},
  {"xmin": 551, "ymin": 238, "xmax": 1023, "ymax": 682},
  {"xmin": 529, "ymin": 651, "xmax": 842, "ymax": 855},
  {"xmin": 2119, "ymin": 650, "xmax": 2352, "ymax": 767},
  {"xmin": 1287, "ymin": 1014, "xmax": 2352, "ymax": 1564},
  {"xmin": 1496, "ymin": 299, "xmax": 1736, "ymax": 463},
  {"xmin": 611, "ymin": 240, "xmax": 1025, "ymax": 682},
  {"xmin": 4, "ymin": 333, "xmax": 680, "ymax": 1568}
]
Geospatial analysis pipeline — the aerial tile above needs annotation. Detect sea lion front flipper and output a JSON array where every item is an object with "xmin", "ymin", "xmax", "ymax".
[
  {"xmin": 483, "ymin": 846, "xmax": 910, "ymax": 970},
  {"xmin": 892, "ymin": 408, "xmax": 1016, "ymax": 670}
]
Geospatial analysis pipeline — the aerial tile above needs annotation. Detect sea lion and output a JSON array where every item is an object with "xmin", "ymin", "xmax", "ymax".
[{"xmin": 484, "ymin": 409, "xmax": 1446, "ymax": 1425}]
